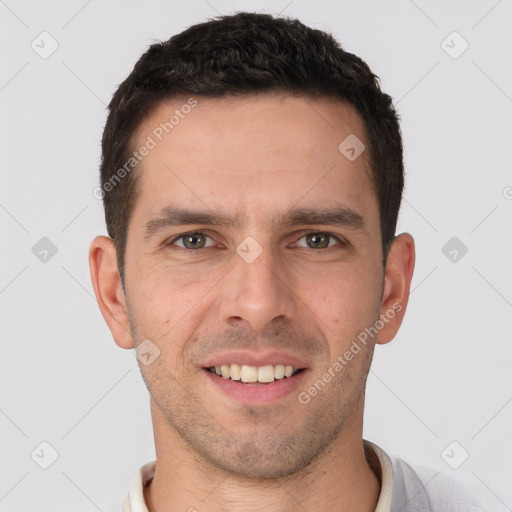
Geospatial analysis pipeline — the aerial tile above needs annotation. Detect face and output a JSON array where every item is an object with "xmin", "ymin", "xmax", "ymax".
[{"xmin": 105, "ymin": 94, "xmax": 401, "ymax": 478}]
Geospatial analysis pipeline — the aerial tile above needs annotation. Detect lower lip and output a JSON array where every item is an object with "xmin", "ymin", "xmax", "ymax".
[{"xmin": 202, "ymin": 368, "xmax": 308, "ymax": 405}]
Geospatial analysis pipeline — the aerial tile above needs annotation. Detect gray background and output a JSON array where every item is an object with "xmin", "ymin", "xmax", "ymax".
[{"xmin": 1, "ymin": 0, "xmax": 511, "ymax": 510}]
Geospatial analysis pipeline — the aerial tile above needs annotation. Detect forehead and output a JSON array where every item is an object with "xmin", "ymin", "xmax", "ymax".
[{"xmin": 130, "ymin": 94, "xmax": 377, "ymax": 229}]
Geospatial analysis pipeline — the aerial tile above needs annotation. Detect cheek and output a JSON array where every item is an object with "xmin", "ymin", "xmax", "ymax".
[
  {"xmin": 127, "ymin": 263, "xmax": 221, "ymax": 366},
  {"xmin": 305, "ymin": 264, "xmax": 381, "ymax": 319},
  {"xmin": 300, "ymin": 265, "xmax": 382, "ymax": 360},
  {"xmin": 134, "ymin": 260, "xmax": 215, "ymax": 316}
]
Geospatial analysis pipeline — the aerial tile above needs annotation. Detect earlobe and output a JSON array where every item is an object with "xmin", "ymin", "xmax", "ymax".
[
  {"xmin": 376, "ymin": 233, "xmax": 415, "ymax": 345},
  {"xmin": 88, "ymin": 235, "xmax": 134, "ymax": 349}
]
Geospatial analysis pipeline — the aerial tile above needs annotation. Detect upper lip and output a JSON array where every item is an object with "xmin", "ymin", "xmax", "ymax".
[{"xmin": 202, "ymin": 351, "xmax": 309, "ymax": 369}]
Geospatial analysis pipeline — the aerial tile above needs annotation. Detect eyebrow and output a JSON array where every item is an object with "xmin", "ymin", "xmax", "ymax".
[{"xmin": 143, "ymin": 204, "xmax": 367, "ymax": 239}]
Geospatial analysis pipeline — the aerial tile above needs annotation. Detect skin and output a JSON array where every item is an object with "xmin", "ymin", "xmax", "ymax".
[{"xmin": 89, "ymin": 94, "xmax": 415, "ymax": 512}]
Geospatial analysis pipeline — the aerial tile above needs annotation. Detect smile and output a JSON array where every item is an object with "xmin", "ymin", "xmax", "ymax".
[{"xmin": 207, "ymin": 364, "xmax": 303, "ymax": 383}]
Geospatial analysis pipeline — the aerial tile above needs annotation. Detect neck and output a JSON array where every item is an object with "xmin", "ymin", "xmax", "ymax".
[{"xmin": 144, "ymin": 398, "xmax": 381, "ymax": 512}]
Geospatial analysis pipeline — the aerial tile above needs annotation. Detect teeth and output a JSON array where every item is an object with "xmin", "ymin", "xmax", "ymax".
[
  {"xmin": 221, "ymin": 364, "xmax": 230, "ymax": 379},
  {"xmin": 240, "ymin": 365, "xmax": 258, "ymax": 383},
  {"xmin": 230, "ymin": 363, "xmax": 241, "ymax": 380},
  {"xmin": 209, "ymin": 364, "xmax": 300, "ymax": 383},
  {"xmin": 257, "ymin": 365, "xmax": 274, "ymax": 383},
  {"xmin": 274, "ymin": 364, "xmax": 285, "ymax": 379}
]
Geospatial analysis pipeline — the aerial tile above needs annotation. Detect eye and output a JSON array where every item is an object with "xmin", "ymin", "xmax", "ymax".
[
  {"xmin": 169, "ymin": 231, "xmax": 216, "ymax": 250},
  {"xmin": 294, "ymin": 232, "xmax": 345, "ymax": 250}
]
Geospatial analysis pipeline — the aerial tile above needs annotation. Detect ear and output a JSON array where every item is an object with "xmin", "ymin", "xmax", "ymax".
[
  {"xmin": 376, "ymin": 233, "xmax": 415, "ymax": 345},
  {"xmin": 88, "ymin": 235, "xmax": 134, "ymax": 349}
]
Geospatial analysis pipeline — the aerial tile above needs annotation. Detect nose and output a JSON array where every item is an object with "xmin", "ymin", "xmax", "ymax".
[{"xmin": 217, "ymin": 242, "xmax": 297, "ymax": 336}]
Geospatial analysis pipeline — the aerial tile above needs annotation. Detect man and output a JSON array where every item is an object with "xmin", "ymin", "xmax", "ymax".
[{"xmin": 89, "ymin": 12, "xmax": 485, "ymax": 512}]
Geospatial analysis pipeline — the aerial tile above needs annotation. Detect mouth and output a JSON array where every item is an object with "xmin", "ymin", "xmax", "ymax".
[
  {"xmin": 206, "ymin": 364, "xmax": 305, "ymax": 384},
  {"xmin": 202, "ymin": 360, "xmax": 308, "ymax": 405}
]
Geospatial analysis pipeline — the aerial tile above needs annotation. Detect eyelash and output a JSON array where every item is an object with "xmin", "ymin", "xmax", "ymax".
[{"xmin": 166, "ymin": 231, "xmax": 347, "ymax": 251}]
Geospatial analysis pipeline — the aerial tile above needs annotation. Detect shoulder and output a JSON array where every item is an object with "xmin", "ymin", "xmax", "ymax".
[{"xmin": 389, "ymin": 455, "xmax": 492, "ymax": 512}]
